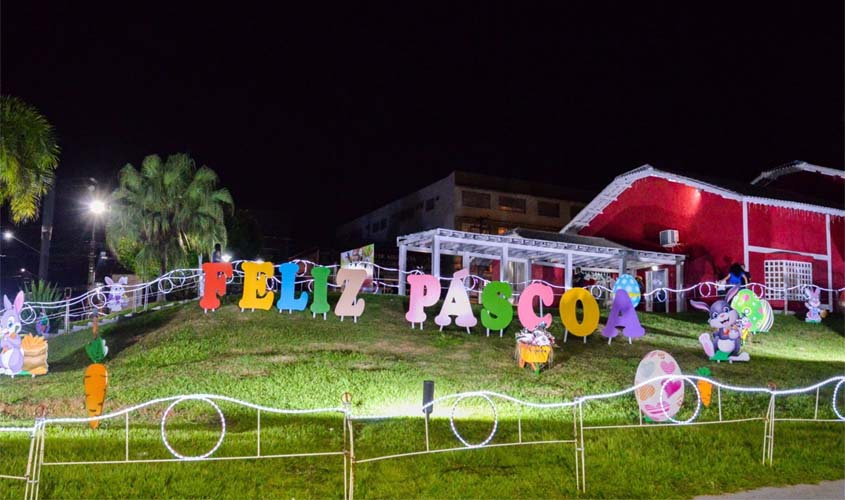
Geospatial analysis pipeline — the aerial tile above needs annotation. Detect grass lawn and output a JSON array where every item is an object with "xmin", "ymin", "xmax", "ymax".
[{"xmin": 1, "ymin": 293, "xmax": 843, "ymax": 499}]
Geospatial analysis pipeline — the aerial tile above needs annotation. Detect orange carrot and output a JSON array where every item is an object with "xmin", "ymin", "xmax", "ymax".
[
  {"xmin": 84, "ymin": 363, "xmax": 109, "ymax": 429},
  {"xmin": 697, "ymin": 367, "xmax": 712, "ymax": 407}
]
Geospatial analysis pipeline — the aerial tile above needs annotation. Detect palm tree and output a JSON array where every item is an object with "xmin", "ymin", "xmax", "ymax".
[
  {"xmin": 106, "ymin": 153, "xmax": 233, "ymax": 279},
  {"xmin": 0, "ymin": 96, "xmax": 60, "ymax": 223}
]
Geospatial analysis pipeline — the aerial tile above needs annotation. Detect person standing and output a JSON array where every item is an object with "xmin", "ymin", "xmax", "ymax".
[{"xmin": 211, "ymin": 243, "xmax": 222, "ymax": 263}]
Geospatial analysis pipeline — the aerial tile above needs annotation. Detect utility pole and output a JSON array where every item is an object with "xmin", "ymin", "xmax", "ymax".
[{"xmin": 38, "ymin": 181, "xmax": 57, "ymax": 281}]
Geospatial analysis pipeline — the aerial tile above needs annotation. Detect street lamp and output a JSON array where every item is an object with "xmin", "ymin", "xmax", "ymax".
[
  {"xmin": 1, "ymin": 230, "xmax": 41, "ymax": 254},
  {"xmin": 89, "ymin": 199, "xmax": 106, "ymax": 215},
  {"xmin": 87, "ymin": 197, "xmax": 108, "ymax": 288}
]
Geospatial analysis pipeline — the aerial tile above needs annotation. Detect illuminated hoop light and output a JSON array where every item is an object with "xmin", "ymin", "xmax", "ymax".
[
  {"xmin": 749, "ymin": 283, "xmax": 765, "ymax": 298},
  {"xmin": 654, "ymin": 289, "xmax": 668, "ymax": 303},
  {"xmin": 18, "ymin": 303, "xmax": 38, "ymax": 325},
  {"xmin": 157, "ymin": 278, "xmax": 175, "ymax": 295},
  {"xmin": 88, "ymin": 290, "xmax": 108, "ymax": 309},
  {"xmin": 160, "ymin": 396, "xmax": 226, "ymax": 460},
  {"xmin": 449, "ymin": 394, "xmax": 498, "ymax": 448},
  {"xmin": 698, "ymin": 283, "xmax": 714, "ymax": 297},
  {"xmin": 833, "ymin": 380, "xmax": 845, "ymax": 421},
  {"xmin": 658, "ymin": 376, "xmax": 701, "ymax": 425}
]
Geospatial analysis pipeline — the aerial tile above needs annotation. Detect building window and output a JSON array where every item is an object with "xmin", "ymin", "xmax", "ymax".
[
  {"xmin": 425, "ymin": 198, "xmax": 436, "ymax": 211},
  {"xmin": 462, "ymin": 190, "xmax": 491, "ymax": 209},
  {"xmin": 397, "ymin": 207, "xmax": 414, "ymax": 221},
  {"xmin": 537, "ymin": 201, "xmax": 560, "ymax": 218},
  {"xmin": 498, "ymin": 196, "xmax": 526, "ymax": 213},
  {"xmin": 569, "ymin": 204, "xmax": 583, "ymax": 219},
  {"xmin": 763, "ymin": 260, "xmax": 812, "ymax": 301},
  {"xmin": 376, "ymin": 219, "xmax": 386, "ymax": 231}
]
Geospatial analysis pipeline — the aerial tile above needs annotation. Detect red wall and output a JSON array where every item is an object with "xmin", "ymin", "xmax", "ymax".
[
  {"xmin": 830, "ymin": 216, "xmax": 845, "ymax": 293},
  {"xmin": 580, "ymin": 176, "xmax": 844, "ymax": 293},
  {"xmin": 581, "ymin": 177, "xmax": 743, "ymax": 285},
  {"xmin": 747, "ymin": 204, "xmax": 828, "ymax": 255}
]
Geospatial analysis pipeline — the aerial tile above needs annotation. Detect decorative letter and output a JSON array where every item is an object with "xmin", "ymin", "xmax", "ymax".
[
  {"xmin": 517, "ymin": 283, "xmax": 554, "ymax": 330},
  {"xmin": 200, "ymin": 263, "xmax": 232, "ymax": 311},
  {"xmin": 480, "ymin": 281, "xmax": 513, "ymax": 334},
  {"xmin": 335, "ymin": 268, "xmax": 366, "ymax": 320},
  {"xmin": 238, "ymin": 261, "xmax": 275, "ymax": 311},
  {"xmin": 435, "ymin": 269, "xmax": 477, "ymax": 330},
  {"xmin": 276, "ymin": 262, "xmax": 309, "ymax": 312},
  {"xmin": 405, "ymin": 274, "xmax": 441, "ymax": 327},
  {"xmin": 309, "ymin": 266, "xmax": 331, "ymax": 317},
  {"xmin": 560, "ymin": 288, "xmax": 599, "ymax": 337},
  {"xmin": 602, "ymin": 291, "xmax": 644, "ymax": 341}
]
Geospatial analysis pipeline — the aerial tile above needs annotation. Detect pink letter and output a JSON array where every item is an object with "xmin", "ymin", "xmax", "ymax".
[
  {"xmin": 517, "ymin": 283, "xmax": 554, "ymax": 330},
  {"xmin": 405, "ymin": 274, "xmax": 441, "ymax": 325},
  {"xmin": 435, "ymin": 269, "xmax": 477, "ymax": 329}
]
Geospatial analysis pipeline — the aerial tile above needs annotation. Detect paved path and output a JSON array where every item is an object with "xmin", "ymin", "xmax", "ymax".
[{"xmin": 694, "ymin": 480, "xmax": 844, "ymax": 500}]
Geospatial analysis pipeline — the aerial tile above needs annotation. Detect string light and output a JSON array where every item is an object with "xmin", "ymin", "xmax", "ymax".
[
  {"xmin": 160, "ymin": 396, "xmax": 226, "ymax": 460},
  {"xmin": 449, "ymin": 394, "xmax": 499, "ymax": 448}
]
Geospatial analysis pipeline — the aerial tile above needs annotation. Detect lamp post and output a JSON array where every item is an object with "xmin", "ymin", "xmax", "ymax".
[
  {"xmin": 87, "ymin": 198, "xmax": 107, "ymax": 288},
  {"xmin": 3, "ymin": 230, "xmax": 42, "ymax": 255}
]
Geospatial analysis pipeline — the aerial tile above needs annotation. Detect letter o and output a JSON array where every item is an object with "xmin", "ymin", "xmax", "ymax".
[{"xmin": 560, "ymin": 288, "xmax": 599, "ymax": 336}]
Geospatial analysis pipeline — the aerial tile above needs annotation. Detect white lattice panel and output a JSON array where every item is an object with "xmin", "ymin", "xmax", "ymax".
[{"xmin": 764, "ymin": 260, "xmax": 812, "ymax": 300}]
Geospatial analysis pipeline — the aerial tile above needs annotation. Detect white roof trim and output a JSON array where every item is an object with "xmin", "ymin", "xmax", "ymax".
[
  {"xmin": 562, "ymin": 164, "xmax": 845, "ymax": 234},
  {"xmin": 397, "ymin": 227, "xmax": 684, "ymax": 267},
  {"xmin": 752, "ymin": 161, "xmax": 845, "ymax": 185}
]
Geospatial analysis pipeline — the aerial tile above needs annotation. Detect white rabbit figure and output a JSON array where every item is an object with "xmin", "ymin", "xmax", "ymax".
[
  {"xmin": 105, "ymin": 276, "xmax": 129, "ymax": 312},
  {"xmin": 804, "ymin": 287, "xmax": 822, "ymax": 323}
]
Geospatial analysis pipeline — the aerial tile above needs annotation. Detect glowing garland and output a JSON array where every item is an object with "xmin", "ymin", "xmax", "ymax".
[
  {"xmin": 658, "ymin": 377, "xmax": 702, "ymax": 425},
  {"xmin": 0, "ymin": 375, "xmax": 840, "ymax": 460},
  {"xmin": 449, "ymin": 394, "xmax": 499, "ymax": 448},
  {"xmin": 5, "ymin": 256, "xmax": 842, "ymax": 326},
  {"xmin": 160, "ymin": 396, "xmax": 226, "ymax": 460}
]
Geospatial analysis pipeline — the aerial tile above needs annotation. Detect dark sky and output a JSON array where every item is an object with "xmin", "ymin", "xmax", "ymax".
[{"xmin": 1, "ymin": 3, "xmax": 843, "ymax": 287}]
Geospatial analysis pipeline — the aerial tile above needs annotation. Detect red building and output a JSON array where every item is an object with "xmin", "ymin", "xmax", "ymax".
[{"xmin": 563, "ymin": 162, "xmax": 845, "ymax": 311}]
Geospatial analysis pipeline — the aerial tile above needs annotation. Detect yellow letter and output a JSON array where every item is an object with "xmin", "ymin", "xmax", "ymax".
[
  {"xmin": 239, "ymin": 261, "xmax": 276, "ymax": 310},
  {"xmin": 560, "ymin": 287, "xmax": 599, "ymax": 336}
]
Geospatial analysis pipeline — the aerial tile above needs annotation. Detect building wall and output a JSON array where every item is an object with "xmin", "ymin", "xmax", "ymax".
[
  {"xmin": 580, "ymin": 176, "xmax": 743, "ymax": 286},
  {"xmin": 580, "ymin": 176, "xmax": 844, "ymax": 304},
  {"xmin": 453, "ymin": 185, "xmax": 586, "ymax": 235},
  {"xmin": 336, "ymin": 174, "xmax": 456, "ymax": 247}
]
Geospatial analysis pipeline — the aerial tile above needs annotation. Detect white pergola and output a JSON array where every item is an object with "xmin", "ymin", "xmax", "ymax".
[{"xmin": 396, "ymin": 228, "xmax": 687, "ymax": 311}]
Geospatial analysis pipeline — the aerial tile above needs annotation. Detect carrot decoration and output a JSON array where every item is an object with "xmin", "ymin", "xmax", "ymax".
[
  {"xmin": 83, "ymin": 311, "xmax": 109, "ymax": 429},
  {"xmin": 697, "ymin": 367, "xmax": 713, "ymax": 407},
  {"xmin": 84, "ymin": 363, "xmax": 109, "ymax": 429}
]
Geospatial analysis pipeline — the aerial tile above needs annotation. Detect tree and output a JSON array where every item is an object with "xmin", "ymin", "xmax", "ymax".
[
  {"xmin": 106, "ymin": 154, "xmax": 233, "ymax": 279},
  {"xmin": 0, "ymin": 96, "xmax": 60, "ymax": 223}
]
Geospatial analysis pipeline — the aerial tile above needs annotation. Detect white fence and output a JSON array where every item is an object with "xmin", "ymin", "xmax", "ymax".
[{"xmin": 2, "ymin": 375, "xmax": 843, "ymax": 499}]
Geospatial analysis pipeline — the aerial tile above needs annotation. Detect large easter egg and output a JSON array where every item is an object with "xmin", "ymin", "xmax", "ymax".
[
  {"xmin": 614, "ymin": 274, "xmax": 641, "ymax": 308},
  {"xmin": 634, "ymin": 350, "xmax": 684, "ymax": 422}
]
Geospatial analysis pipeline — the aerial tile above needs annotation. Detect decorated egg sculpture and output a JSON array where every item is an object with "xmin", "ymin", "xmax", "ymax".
[
  {"xmin": 613, "ymin": 274, "xmax": 641, "ymax": 308},
  {"xmin": 634, "ymin": 350, "xmax": 684, "ymax": 422}
]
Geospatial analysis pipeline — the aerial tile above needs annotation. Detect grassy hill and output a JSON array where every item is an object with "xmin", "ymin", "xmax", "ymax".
[{"xmin": 1, "ymin": 294, "xmax": 843, "ymax": 499}]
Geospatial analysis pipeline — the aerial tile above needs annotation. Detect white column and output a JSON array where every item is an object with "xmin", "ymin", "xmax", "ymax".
[
  {"xmin": 826, "ymin": 214, "xmax": 833, "ymax": 309},
  {"xmin": 462, "ymin": 253, "xmax": 471, "ymax": 271},
  {"xmin": 619, "ymin": 252, "xmax": 628, "ymax": 275},
  {"xmin": 742, "ymin": 199, "xmax": 749, "ymax": 269},
  {"xmin": 523, "ymin": 260, "xmax": 532, "ymax": 291},
  {"xmin": 398, "ymin": 244, "xmax": 408, "ymax": 296},
  {"xmin": 500, "ymin": 246, "xmax": 509, "ymax": 283},
  {"xmin": 432, "ymin": 234, "xmax": 441, "ymax": 280},
  {"xmin": 676, "ymin": 261, "xmax": 685, "ymax": 313},
  {"xmin": 564, "ymin": 253, "xmax": 573, "ymax": 289}
]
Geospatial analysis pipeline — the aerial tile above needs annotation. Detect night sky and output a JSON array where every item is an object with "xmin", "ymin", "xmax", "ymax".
[{"xmin": 1, "ymin": 3, "xmax": 843, "ymax": 289}]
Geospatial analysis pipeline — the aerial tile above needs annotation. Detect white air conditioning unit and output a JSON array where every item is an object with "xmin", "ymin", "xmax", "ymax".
[{"xmin": 659, "ymin": 229, "xmax": 680, "ymax": 248}]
